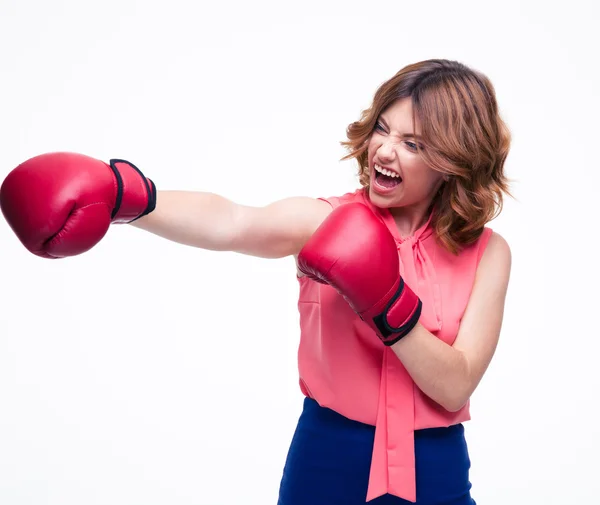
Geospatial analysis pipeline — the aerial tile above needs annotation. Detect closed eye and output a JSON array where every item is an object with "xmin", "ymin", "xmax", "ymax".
[
  {"xmin": 374, "ymin": 120, "xmax": 424, "ymax": 151},
  {"xmin": 374, "ymin": 121, "xmax": 386, "ymax": 133}
]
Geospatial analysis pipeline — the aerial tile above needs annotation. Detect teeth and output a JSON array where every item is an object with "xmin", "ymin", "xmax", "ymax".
[{"xmin": 374, "ymin": 164, "xmax": 400, "ymax": 178}]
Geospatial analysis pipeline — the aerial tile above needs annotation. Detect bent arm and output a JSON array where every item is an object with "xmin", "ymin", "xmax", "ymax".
[
  {"xmin": 130, "ymin": 190, "xmax": 332, "ymax": 258},
  {"xmin": 390, "ymin": 231, "xmax": 512, "ymax": 412}
]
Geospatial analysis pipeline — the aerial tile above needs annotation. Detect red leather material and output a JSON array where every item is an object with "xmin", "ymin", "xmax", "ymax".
[
  {"xmin": 0, "ymin": 152, "xmax": 154, "ymax": 258},
  {"xmin": 298, "ymin": 202, "xmax": 421, "ymax": 344}
]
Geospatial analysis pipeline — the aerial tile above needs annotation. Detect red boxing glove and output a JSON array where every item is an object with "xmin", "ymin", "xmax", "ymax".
[
  {"xmin": 0, "ymin": 152, "xmax": 156, "ymax": 259},
  {"xmin": 297, "ymin": 202, "xmax": 421, "ymax": 346}
]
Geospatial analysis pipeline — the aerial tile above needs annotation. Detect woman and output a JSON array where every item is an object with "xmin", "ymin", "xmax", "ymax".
[{"xmin": 0, "ymin": 59, "xmax": 512, "ymax": 504}]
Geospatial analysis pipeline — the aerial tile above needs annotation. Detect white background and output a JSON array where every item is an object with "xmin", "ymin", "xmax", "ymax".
[{"xmin": 1, "ymin": 0, "xmax": 599, "ymax": 504}]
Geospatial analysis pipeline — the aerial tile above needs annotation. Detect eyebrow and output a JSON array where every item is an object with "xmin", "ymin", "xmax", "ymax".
[{"xmin": 378, "ymin": 116, "xmax": 423, "ymax": 140}]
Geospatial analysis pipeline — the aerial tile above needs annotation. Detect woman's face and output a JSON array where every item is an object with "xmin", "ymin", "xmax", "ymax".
[{"xmin": 367, "ymin": 98, "xmax": 445, "ymax": 212}]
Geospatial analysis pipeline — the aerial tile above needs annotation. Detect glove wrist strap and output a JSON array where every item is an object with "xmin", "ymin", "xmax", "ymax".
[
  {"xmin": 109, "ymin": 159, "xmax": 157, "ymax": 223},
  {"xmin": 369, "ymin": 278, "xmax": 422, "ymax": 346}
]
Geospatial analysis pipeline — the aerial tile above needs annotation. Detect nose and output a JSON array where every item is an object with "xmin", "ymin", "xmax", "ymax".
[{"xmin": 377, "ymin": 138, "xmax": 398, "ymax": 163}]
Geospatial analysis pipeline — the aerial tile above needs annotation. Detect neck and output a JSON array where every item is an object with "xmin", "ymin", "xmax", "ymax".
[{"xmin": 389, "ymin": 200, "xmax": 434, "ymax": 239}]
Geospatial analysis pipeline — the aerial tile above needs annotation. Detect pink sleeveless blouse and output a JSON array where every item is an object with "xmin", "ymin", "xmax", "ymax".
[{"xmin": 296, "ymin": 188, "xmax": 492, "ymax": 502}]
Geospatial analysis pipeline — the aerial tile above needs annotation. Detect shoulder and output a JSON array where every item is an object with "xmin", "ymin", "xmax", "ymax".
[
  {"xmin": 481, "ymin": 230, "xmax": 511, "ymax": 264},
  {"xmin": 318, "ymin": 188, "xmax": 367, "ymax": 209},
  {"xmin": 475, "ymin": 230, "xmax": 512, "ymax": 289}
]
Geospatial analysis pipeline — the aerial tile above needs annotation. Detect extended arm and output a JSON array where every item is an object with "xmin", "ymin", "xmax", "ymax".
[
  {"xmin": 0, "ymin": 152, "xmax": 331, "ymax": 259},
  {"xmin": 131, "ymin": 190, "xmax": 332, "ymax": 258}
]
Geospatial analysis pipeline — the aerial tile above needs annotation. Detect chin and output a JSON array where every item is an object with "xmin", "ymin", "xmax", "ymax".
[{"xmin": 368, "ymin": 183, "xmax": 402, "ymax": 209}]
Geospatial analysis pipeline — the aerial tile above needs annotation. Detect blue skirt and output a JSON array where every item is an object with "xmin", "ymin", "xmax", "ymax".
[{"xmin": 277, "ymin": 397, "xmax": 476, "ymax": 505}]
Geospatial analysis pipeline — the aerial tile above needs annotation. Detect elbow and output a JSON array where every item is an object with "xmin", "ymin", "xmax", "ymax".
[
  {"xmin": 440, "ymin": 353, "xmax": 475, "ymax": 412},
  {"xmin": 438, "ymin": 384, "xmax": 472, "ymax": 413},
  {"xmin": 441, "ymin": 396, "xmax": 469, "ymax": 413}
]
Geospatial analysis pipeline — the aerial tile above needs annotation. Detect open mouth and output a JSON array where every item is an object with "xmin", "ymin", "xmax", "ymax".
[{"xmin": 373, "ymin": 163, "xmax": 402, "ymax": 189}]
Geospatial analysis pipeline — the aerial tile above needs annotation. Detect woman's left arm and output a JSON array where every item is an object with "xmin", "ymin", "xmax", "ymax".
[{"xmin": 391, "ymin": 231, "xmax": 512, "ymax": 412}]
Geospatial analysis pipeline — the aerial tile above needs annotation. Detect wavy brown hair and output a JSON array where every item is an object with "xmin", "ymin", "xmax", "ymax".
[{"xmin": 341, "ymin": 59, "xmax": 512, "ymax": 254}]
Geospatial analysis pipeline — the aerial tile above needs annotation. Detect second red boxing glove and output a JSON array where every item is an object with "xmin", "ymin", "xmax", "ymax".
[
  {"xmin": 297, "ymin": 202, "xmax": 422, "ymax": 346},
  {"xmin": 0, "ymin": 152, "xmax": 156, "ymax": 259}
]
